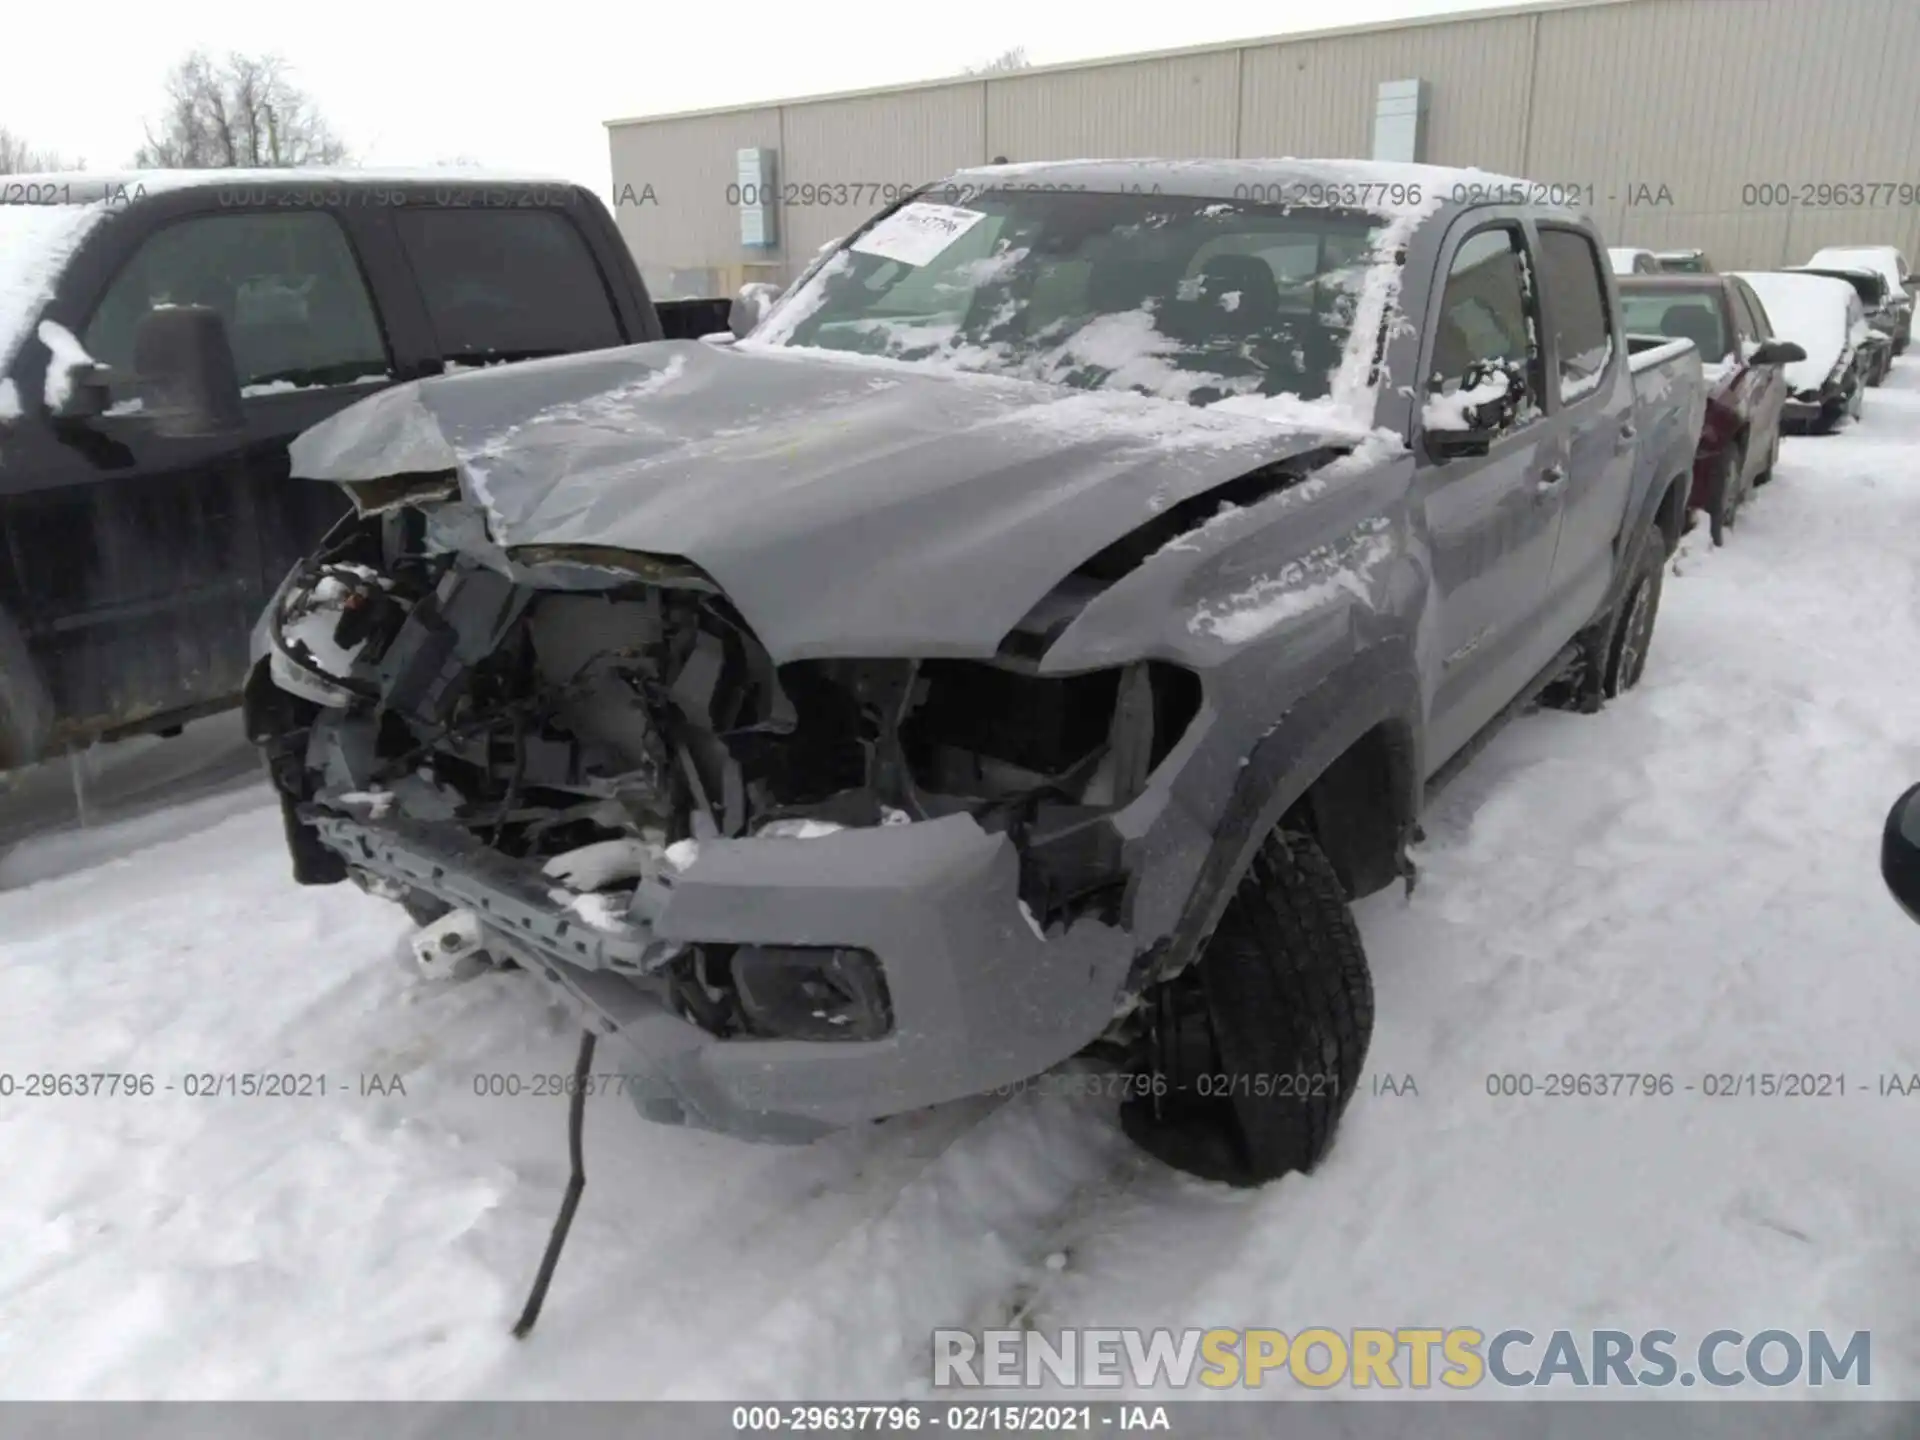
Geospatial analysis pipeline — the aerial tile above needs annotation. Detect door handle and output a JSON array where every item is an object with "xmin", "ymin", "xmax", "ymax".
[{"xmin": 1536, "ymin": 463, "xmax": 1567, "ymax": 495}]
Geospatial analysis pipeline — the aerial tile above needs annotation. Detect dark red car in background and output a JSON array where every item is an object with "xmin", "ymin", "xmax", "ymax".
[{"xmin": 1617, "ymin": 274, "xmax": 1805, "ymax": 545}]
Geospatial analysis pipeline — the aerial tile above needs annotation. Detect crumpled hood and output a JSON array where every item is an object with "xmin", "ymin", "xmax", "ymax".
[{"xmin": 288, "ymin": 339, "xmax": 1363, "ymax": 661}]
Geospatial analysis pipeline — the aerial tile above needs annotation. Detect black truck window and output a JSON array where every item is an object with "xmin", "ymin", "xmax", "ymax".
[
  {"xmin": 392, "ymin": 209, "xmax": 624, "ymax": 364},
  {"xmin": 1429, "ymin": 225, "xmax": 1543, "ymax": 420},
  {"xmin": 84, "ymin": 211, "xmax": 390, "ymax": 392},
  {"xmin": 1536, "ymin": 227, "xmax": 1616, "ymax": 401}
]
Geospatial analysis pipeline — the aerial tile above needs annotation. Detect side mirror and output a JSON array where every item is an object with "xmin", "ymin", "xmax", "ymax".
[
  {"xmin": 1423, "ymin": 360, "xmax": 1524, "ymax": 460},
  {"xmin": 1882, "ymin": 782, "xmax": 1920, "ymax": 924},
  {"xmin": 729, "ymin": 282, "xmax": 781, "ymax": 340},
  {"xmin": 49, "ymin": 363, "xmax": 114, "ymax": 421},
  {"xmin": 132, "ymin": 306, "xmax": 245, "ymax": 438},
  {"xmin": 1749, "ymin": 339, "xmax": 1806, "ymax": 366}
]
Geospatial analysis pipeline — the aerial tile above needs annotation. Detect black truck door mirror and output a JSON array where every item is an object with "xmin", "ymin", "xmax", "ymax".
[
  {"xmin": 1881, "ymin": 783, "xmax": 1920, "ymax": 924},
  {"xmin": 133, "ymin": 305, "xmax": 246, "ymax": 438}
]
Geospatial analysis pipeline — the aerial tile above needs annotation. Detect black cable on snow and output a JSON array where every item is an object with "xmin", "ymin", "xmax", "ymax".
[{"xmin": 511, "ymin": 1027, "xmax": 597, "ymax": 1338}]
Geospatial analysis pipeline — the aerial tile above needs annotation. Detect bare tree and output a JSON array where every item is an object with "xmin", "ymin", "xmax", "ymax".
[
  {"xmin": 963, "ymin": 47, "xmax": 1031, "ymax": 76},
  {"xmin": 133, "ymin": 51, "xmax": 349, "ymax": 168},
  {"xmin": 0, "ymin": 127, "xmax": 82, "ymax": 174}
]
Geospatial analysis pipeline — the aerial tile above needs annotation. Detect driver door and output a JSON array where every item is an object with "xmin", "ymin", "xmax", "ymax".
[{"xmin": 22, "ymin": 208, "xmax": 398, "ymax": 739}]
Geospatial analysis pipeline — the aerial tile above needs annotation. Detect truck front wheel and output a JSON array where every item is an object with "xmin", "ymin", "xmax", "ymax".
[{"xmin": 1121, "ymin": 830, "xmax": 1374, "ymax": 1187}]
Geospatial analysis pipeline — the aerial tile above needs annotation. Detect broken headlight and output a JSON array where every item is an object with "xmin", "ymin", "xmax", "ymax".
[{"xmin": 731, "ymin": 945, "xmax": 893, "ymax": 1042}]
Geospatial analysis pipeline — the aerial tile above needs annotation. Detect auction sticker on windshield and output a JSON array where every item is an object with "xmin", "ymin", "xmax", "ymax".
[{"xmin": 850, "ymin": 202, "xmax": 988, "ymax": 267}]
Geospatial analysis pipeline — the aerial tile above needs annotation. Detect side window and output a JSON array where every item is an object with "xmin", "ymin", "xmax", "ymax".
[
  {"xmin": 1536, "ymin": 227, "xmax": 1615, "ymax": 402},
  {"xmin": 84, "ymin": 212, "xmax": 389, "ymax": 393},
  {"xmin": 392, "ymin": 209, "xmax": 624, "ymax": 364},
  {"xmin": 1427, "ymin": 225, "xmax": 1542, "ymax": 426},
  {"xmin": 1742, "ymin": 283, "xmax": 1774, "ymax": 340},
  {"xmin": 1726, "ymin": 286, "xmax": 1757, "ymax": 346}
]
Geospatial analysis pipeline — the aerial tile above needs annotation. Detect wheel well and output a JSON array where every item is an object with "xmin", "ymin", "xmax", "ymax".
[{"xmin": 1281, "ymin": 720, "xmax": 1416, "ymax": 901}]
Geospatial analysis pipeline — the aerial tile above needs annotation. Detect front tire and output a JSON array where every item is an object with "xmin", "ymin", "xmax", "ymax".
[
  {"xmin": 1121, "ymin": 831, "xmax": 1374, "ymax": 1187},
  {"xmin": 1603, "ymin": 521, "xmax": 1667, "ymax": 697}
]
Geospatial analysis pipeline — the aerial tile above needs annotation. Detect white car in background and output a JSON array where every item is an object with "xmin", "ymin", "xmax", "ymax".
[
  {"xmin": 1806, "ymin": 245, "xmax": 1913, "ymax": 353},
  {"xmin": 1609, "ymin": 247, "xmax": 1662, "ymax": 275},
  {"xmin": 1734, "ymin": 269, "xmax": 1873, "ymax": 433}
]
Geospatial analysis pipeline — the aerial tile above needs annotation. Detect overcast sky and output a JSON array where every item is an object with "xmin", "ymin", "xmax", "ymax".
[{"xmin": 8, "ymin": 0, "xmax": 1537, "ymax": 195}]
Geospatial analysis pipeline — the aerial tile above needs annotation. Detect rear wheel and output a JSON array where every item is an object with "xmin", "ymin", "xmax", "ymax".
[
  {"xmin": 1604, "ymin": 522, "xmax": 1667, "ymax": 697},
  {"xmin": 1121, "ymin": 830, "xmax": 1373, "ymax": 1187}
]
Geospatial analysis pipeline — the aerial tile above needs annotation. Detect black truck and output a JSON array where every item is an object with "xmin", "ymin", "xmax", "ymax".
[{"xmin": 0, "ymin": 170, "xmax": 729, "ymax": 772}]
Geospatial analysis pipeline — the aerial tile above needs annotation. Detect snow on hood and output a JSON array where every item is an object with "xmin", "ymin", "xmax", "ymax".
[
  {"xmin": 0, "ymin": 201, "xmax": 114, "ymax": 401},
  {"xmin": 1733, "ymin": 271, "xmax": 1864, "ymax": 390},
  {"xmin": 288, "ymin": 339, "xmax": 1378, "ymax": 663},
  {"xmin": 1807, "ymin": 246, "xmax": 1906, "ymax": 296}
]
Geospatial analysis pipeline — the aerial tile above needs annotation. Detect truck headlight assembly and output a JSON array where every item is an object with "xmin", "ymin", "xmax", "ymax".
[{"xmin": 731, "ymin": 945, "xmax": 893, "ymax": 1042}]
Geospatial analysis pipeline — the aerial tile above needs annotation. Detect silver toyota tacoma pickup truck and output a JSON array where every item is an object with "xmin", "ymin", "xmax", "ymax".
[{"xmin": 243, "ymin": 159, "xmax": 1705, "ymax": 1187}]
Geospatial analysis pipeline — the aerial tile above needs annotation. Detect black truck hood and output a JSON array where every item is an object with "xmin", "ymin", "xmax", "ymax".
[{"xmin": 288, "ymin": 339, "xmax": 1362, "ymax": 662}]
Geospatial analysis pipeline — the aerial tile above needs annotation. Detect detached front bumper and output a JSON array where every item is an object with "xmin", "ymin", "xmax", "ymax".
[{"xmin": 310, "ymin": 805, "xmax": 1135, "ymax": 1142}]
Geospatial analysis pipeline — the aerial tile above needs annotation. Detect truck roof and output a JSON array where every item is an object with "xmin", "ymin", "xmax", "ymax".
[
  {"xmin": 11, "ymin": 167, "xmax": 578, "ymax": 203},
  {"xmin": 938, "ymin": 158, "xmax": 1551, "ymax": 220}
]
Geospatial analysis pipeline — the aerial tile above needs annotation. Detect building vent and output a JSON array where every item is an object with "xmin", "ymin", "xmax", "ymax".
[
  {"xmin": 737, "ymin": 147, "xmax": 778, "ymax": 250},
  {"xmin": 1371, "ymin": 80, "xmax": 1430, "ymax": 164}
]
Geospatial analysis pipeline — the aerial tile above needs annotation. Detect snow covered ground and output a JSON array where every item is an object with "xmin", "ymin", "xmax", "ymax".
[{"xmin": 6, "ymin": 364, "xmax": 1920, "ymax": 1401}]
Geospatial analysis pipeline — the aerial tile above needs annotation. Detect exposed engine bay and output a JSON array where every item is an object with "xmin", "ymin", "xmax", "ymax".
[{"xmin": 253, "ymin": 507, "xmax": 1204, "ymax": 1053}]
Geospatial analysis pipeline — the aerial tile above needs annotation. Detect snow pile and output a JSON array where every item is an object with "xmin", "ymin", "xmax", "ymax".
[{"xmin": 1733, "ymin": 271, "xmax": 1861, "ymax": 390}]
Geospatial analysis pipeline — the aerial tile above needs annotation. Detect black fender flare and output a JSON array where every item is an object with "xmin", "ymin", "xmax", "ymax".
[
  {"xmin": 0, "ymin": 605, "xmax": 53, "ymax": 771},
  {"xmin": 1152, "ymin": 639, "xmax": 1424, "ymax": 982}
]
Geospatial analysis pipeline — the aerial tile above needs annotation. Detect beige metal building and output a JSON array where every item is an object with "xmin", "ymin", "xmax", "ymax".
[{"xmin": 606, "ymin": 0, "xmax": 1920, "ymax": 299}]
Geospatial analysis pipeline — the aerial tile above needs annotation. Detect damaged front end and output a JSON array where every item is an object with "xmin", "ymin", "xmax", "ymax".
[{"xmin": 248, "ymin": 502, "xmax": 1203, "ymax": 1140}]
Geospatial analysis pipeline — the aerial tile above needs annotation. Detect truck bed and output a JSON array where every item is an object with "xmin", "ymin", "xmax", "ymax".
[{"xmin": 1626, "ymin": 333, "xmax": 1708, "ymax": 529}]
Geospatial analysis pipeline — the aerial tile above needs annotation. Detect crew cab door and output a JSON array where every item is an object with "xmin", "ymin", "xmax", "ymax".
[
  {"xmin": 1534, "ymin": 224, "xmax": 1636, "ymax": 645},
  {"xmin": 11, "ymin": 205, "xmax": 422, "ymax": 747},
  {"xmin": 1414, "ymin": 220, "xmax": 1564, "ymax": 772}
]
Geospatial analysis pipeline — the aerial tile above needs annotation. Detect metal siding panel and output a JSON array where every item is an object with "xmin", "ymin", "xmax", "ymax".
[
  {"xmin": 1528, "ymin": 0, "xmax": 1920, "ymax": 267},
  {"xmin": 607, "ymin": 110, "xmax": 780, "ymax": 270},
  {"xmin": 985, "ymin": 55, "xmax": 1240, "ymax": 161},
  {"xmin": 776, "ymin": 86, "xmax": 988, "ymax": 266},
  {"xmin": 1238, "ymin": 16, "xmax": 1534, "ymax": 167},
  {"xmin": 606, "ymin": 0, "xmax": 1920, "ymax": 278}
]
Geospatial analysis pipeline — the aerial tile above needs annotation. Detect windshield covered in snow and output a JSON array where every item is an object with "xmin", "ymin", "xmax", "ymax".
[{"xmin": 754, "ymin": 189, "xmax": 1395, "ymax": 407}]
